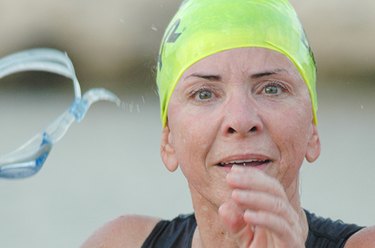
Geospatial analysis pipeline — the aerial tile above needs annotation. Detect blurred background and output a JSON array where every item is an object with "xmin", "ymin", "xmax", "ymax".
[{"xmin": 0, "ymin": 0, "xmax": 374, "ymax": 247}]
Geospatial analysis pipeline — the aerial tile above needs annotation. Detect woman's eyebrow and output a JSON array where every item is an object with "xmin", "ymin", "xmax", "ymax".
[
  {"xmin": 186, "ymin": 69, "xmax": 288, "ymax": 81},
  {"xmin": 186, "ymin": 73, "xmax": 221, "ymax": 81},
  {"xmin": 251, "ymin": 68, "xmax": 288, "ymax": 79}
]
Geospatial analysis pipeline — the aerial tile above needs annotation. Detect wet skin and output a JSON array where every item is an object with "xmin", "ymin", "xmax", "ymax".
[{"xmin": 161, "ymin": 47, "xmax": 321, "ymax": 247}]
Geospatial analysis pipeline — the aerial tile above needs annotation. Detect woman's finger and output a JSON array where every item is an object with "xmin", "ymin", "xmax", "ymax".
[
  {"xmin": 219, "ymin": 200, "xmax": 254, "ymax": 245},
  {"xmin": 243, "ymin": 210, "xmax": 304, "ymax": 246},
  {"xmin": 231, "ymin": 189, "xmax": 299, "ymax": 225},
  {"xmin": 226, "ymin": 166, "xmax": 288, "ymax": 199}
]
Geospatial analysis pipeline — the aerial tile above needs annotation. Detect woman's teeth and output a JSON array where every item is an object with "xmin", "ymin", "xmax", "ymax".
[{"xmin": 218, "ymin": 159, "xmax": 271, "ymax": 167}]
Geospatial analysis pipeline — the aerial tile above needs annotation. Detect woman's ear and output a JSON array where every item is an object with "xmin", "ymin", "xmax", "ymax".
[
  {"xmin": 305, "ymin": 124, "xmax": 321, "ymax": 163},
  {"xmin": 160, "ymin": 126, "xmax": 179, "ymax": 172}
]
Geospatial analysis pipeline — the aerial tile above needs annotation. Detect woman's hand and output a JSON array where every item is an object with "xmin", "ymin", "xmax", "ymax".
[{"xmin": 218, "ymin": 166, "xmax": 307, "ymax": 248}]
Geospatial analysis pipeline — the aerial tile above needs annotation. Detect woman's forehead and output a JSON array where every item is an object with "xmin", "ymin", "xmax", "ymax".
[{"xmin": 181, "ymin": 47, "xmax": 301, "ymax": 80}]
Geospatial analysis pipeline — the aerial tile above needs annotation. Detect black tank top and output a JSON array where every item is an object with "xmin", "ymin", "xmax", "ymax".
[{"xmin": 141, "ymin": 210, "xmax": 363, "ymax": 248}]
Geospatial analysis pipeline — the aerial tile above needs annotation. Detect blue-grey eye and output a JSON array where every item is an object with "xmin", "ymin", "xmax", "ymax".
[
  {"xmin": 264, "ymin": 85, "xmax": 280, "ymax": 95},
  {"xmin": 197, "ymin": 89, "xmax": 213, "ymax": 100}
]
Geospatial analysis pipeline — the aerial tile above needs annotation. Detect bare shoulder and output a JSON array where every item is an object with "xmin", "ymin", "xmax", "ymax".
[
  {"xmin": 345, "ymin": 226, "xmax": 375, "ymax": 248},
  {"xmin": 80, "ymin": 214, "xmax": 161, "ymax": 248}
]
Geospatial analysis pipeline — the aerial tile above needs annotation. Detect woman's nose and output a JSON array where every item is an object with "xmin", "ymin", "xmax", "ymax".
[{"xmin": 221, "ymin": 93, "xmax": 263, "ymax": 137}]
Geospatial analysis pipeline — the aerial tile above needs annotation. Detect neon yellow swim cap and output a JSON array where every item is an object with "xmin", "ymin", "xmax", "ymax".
[{"xmin": 157, "ymin": 0, "xmax": 317, "ymax": 127}]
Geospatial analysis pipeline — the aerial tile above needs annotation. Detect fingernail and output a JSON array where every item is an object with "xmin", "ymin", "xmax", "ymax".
[
  {"xmin": 231, "ymin": 165, "xmax": 242, "ymax": 171},
  {"xmin": 227, "ymin": 171, "xmax": 241, "ymax": 181}
]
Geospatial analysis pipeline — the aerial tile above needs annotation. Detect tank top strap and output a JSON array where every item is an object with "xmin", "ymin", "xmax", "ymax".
[
  {"xmin": 305, "ymin": 209, "xmax": 364, "ymax": 248},
  {"xmin": 141, "ymin": 214, "xmax": 197, "ymax": 248},
  {"xmin": 143, "ymin": 210, "xmax": 363, "ymax": 247}
]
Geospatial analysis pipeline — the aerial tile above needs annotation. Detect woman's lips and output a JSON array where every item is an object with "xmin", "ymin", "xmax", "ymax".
[
  {"xmin": 215, "ymin": 156, "xmax": 273, "ymax": 172},
  {"xmin": 217, "ymin": 159, "xmax": 271, "ymax": 167}
]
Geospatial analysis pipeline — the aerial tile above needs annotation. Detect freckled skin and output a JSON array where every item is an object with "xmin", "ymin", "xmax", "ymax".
[
  {"xmin": 161, "ymin": 47, "xmax": 321, "ymax": 247},
  {"xmin": 166, "ymin": 48, "xmax": 317, "ymax": 208}
]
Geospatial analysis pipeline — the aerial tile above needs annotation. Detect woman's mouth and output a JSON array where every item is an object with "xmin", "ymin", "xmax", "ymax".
[{"xmin": 217, "ymin": 159, "xmax": 272, "ymax": 168}]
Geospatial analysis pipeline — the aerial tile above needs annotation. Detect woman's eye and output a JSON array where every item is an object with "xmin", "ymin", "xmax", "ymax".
[
  {"xmin": 262, "ymin": 83, "xmax": 285, "ymax": 95},
  {"xmin": 194, "ymin": 89, "xmax": 213, "ymax": 100}
]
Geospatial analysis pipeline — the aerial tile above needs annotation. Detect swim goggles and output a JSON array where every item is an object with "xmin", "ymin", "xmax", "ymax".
[{"xmin": 0, "ymin": 48, "xmax": 120, "ymax": 179}]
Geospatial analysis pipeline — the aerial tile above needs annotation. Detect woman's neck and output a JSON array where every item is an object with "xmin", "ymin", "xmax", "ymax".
[{"xmin": 189, "ymin": 185, "xmax": 238, "ymax": 248}]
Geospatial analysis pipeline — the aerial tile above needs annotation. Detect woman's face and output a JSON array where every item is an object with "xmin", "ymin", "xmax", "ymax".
[{"xmin": 161, "ymin": 47, "xmax": 320, "ymax": 207}]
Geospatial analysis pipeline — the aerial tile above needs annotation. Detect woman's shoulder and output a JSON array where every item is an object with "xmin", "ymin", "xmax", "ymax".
[
  {"xmin": 80, "ymin": 214, "xmax": 161, "ymax": 248},
  {"xmin": 344, "ymin": 226, "xmax": 375, "ymax": 248}
]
